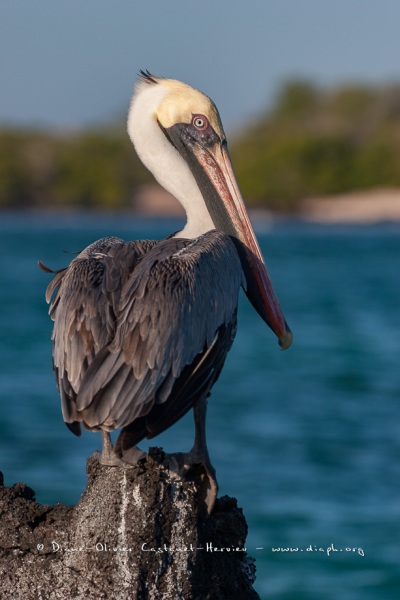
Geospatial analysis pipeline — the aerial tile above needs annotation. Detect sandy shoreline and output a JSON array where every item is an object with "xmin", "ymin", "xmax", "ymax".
[{"xmin": 301, "ymin": 188, "xmax": 400, "ymax": 223}]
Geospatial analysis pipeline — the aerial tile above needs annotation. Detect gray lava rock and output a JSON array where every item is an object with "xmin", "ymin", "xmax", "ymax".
[{"xmin": 0, "ymin": 451, "xmax": 260, "ymax": 599}]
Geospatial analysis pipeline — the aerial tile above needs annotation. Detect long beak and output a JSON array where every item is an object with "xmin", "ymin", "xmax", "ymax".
[{"xmin": 191, "ymin": 141, "xmax": 293, "ymax": 350}]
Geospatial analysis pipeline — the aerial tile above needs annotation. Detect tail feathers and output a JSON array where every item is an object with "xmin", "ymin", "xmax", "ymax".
[{"xmin": 66, "ymin": 421, "xmax": 81, "ymax": 436}]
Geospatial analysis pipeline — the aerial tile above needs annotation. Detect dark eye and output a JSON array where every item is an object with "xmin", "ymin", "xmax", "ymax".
[{"xmin": 192, "ymin": 115, "xmax": 208, "ymax": 129}]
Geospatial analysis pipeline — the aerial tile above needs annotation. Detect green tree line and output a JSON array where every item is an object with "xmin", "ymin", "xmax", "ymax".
[
  {"xmin": 1, "ymin": 80, "xmax": 400, "ymax": 212},
  {"xmin": 0, "ymin": 127, "xmax": 151, "ymax": 210},
  {"xmin": 230, "ymin": 80, "xmax": 400, "ymax": 211}
]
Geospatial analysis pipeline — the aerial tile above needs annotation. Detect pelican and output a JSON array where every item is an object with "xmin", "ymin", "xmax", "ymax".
[{"xmin": 41, "ymin": 71, "xmax": 293, "ymax": 511}]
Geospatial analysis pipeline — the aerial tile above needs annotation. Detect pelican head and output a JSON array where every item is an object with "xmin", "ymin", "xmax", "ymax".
[{"xmin": 128, "ymin": 70, "xmax": 292, "ymax": 350}]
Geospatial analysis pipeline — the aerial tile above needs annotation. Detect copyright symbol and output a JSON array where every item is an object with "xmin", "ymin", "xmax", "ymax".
[{"xmin": 37, "ymin": 544, "xmax": 44, "ymax": 551}]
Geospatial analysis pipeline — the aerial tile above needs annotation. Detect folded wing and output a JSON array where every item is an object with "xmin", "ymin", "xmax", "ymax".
[
  {"xmin": 74, "ymin": 231, "xmax": 244, "ymax": 439},
  {"xmin": 46, "ymin": 236, "xmax": 157, "ymax": 434}
]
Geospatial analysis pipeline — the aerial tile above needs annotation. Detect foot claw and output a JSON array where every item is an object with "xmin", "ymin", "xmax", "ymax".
[
  {"xmin": 164, "ymin": 452, "xmax": 191, "ymax": 476},
  {"xmin": 96, "ymin": 435, "xmax": 146, "ymax": 467},
  {"xmin": 94, "ymin": 448, "xmax": 130, "ymax": 467},
  {"xmin": 164, "ymin": 451, "xmax": 218, "ymax": 514}
]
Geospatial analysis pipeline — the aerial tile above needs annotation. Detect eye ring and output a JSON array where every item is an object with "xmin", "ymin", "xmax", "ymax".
[{"xmin": 192, "ymin": 114, "xmax": 208, "ymax": 129}]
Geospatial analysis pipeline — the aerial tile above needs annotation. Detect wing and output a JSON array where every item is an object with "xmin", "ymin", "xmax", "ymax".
[
  {"xmin": 45, "ymin": 236, "xmax": 158, "ymax": 434},
  {"xmin": 114, "ymin": 320, "xmax": 237, "ymax": 453},
  {"xmin": 75, "ymin": 230, "xmax": 244, "ymax": 436}
]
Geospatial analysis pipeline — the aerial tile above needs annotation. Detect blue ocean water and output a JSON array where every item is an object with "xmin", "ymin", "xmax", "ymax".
[{"xmin": 0, "ymin": 212, "xmax": 399, "ymax": 599}]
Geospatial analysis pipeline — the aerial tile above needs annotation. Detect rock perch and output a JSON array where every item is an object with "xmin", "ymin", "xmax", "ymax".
[{"xmin": 0, "ymin": 450, "xmax": 260, "ymax": 599}]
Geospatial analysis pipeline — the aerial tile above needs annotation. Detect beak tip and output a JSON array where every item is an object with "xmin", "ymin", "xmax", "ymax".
[{"xmin": 279, "ymin": 327, "xmax": 293, "ymax": 351}]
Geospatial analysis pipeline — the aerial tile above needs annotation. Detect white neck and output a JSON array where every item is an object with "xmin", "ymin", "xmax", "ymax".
[{"xmin": 127, "ymin": 82, "xmax": 215, "ymax": 239}]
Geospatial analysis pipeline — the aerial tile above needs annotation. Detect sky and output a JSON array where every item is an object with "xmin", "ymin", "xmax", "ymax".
[{"xmin": 1, "ymin": 0, "xmax": 400, "ymax": 133}]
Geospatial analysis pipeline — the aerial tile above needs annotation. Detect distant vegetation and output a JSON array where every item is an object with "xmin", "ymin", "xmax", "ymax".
[
  {"xmin": 2, "ymin": 80, "xmax": 400, "ymax": 212},
  {"xmin": 230, "ymin": 80, "xmax": 400, "ymax": 211},
  {"xmin": 0, "ymin": 127, "xmax": 151, "ymax": 210}
]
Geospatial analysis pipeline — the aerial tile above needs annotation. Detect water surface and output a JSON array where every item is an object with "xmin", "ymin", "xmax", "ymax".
[{"xmin": 0, "ymin": 212, "xmax": 399, "ymax": 599}]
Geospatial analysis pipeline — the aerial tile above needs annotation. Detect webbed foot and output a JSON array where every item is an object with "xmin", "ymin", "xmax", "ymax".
[{"xmin": 97, "ymin": 430, "xmax": 145, "ymax": 466}]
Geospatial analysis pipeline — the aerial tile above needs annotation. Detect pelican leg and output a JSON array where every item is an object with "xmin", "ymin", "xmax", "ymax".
[
  {"xmin": 99, "ymin": 430, "xmax": 123, "ymax": 466},
  {"xmin": 166, "ymin": 395, "xmax": 218, "ymax": 513},
  {"xmin": 99, "ymin": 430, "xmax": 145, "ymax": 466}
]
